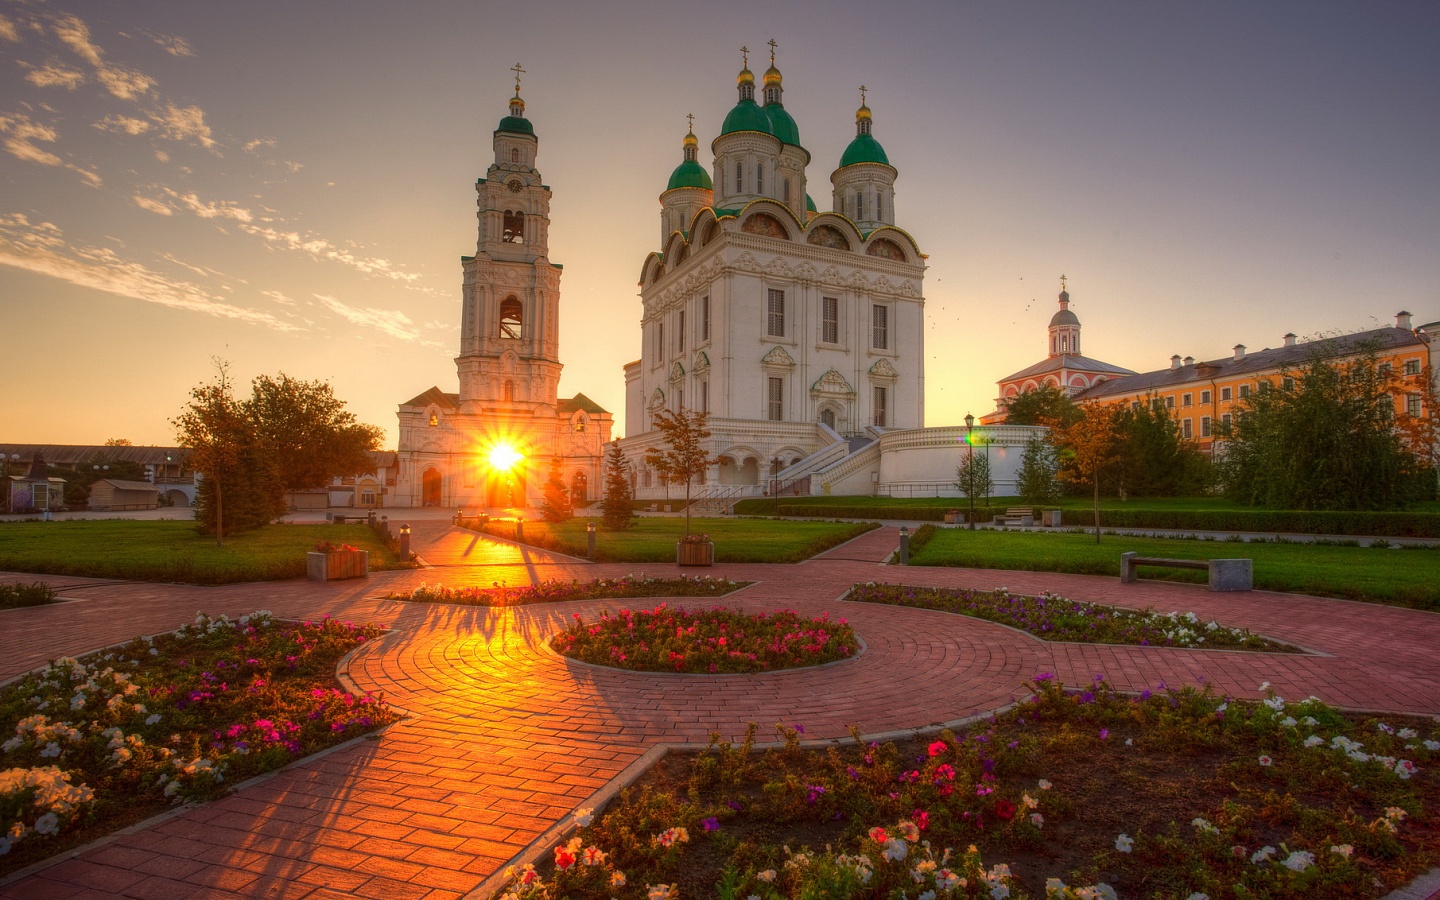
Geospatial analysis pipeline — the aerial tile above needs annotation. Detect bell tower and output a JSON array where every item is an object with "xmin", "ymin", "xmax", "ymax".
[{"xmin": 456, "ymin": 64, "xmax": 563, "ymax": 415}]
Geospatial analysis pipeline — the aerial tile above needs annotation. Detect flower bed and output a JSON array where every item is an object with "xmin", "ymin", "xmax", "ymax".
[
  {"xmin": 0, "ymin": 612, "xmax": 399, "ymax": 873},
  {"xmin": 493, "ymin": 678, "xmax": 1439, "ymax": 899},
  {"xmin": 394, "ymin": 575, "xmax": 750, "ymax": 607},
  {"xmin": 846, "ymin": 582, "xmax": 1297, "ymax": 652},
  {"xmin": 550, "ymin": 605, "xmax": 859, "ymax": 674}
]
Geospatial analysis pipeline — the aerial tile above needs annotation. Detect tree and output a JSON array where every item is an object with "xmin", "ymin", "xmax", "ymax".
[
  {"xmin": 1016, "ymin": 433, "xmax": 1061, "ymax": 505},
  {"xmin": 1395, "ymin": 364, "xmax": 1440, "ymax": 499},
  {"xmin": 174, "ymin": 363, "xmax": 384, "ymax": 541},
  {"xmin": 1111, "ymin": 397, "xmax": 1211, "ymax": 497},
  {"xmin": 1047, "ymin": 401, "xmax": 1122, "ymax": 543},
  {"xmin": 247, "ymin": 373, "xmax": 383, "ymax": 494},
  {"xmin": 1003, "ymin": 385, "xmax": 1081, "ymax": 428},
  {"xmin": 1217, "ymin": 344, "xmax": 1425, "ymax": 510},
  {"xmin": 644, "ymin": 409, "xmax": 716, "ymax": 537},
  {"xmin": 104, "ymin": 438, "xmax": 133, "ymax": 447},
  {"xmin": 540, "ymin": 456, "xmax": 574, "ymax": 522},
  {"xmin": 955, "ymin": 447, "xmax": 994, "ymax": 506},
  {"xmin": 600, "ymin": 440, "xmax": 635, "ymax": 530}
]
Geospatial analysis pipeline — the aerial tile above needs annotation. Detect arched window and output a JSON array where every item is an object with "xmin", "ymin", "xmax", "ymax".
[
  {"xmin": 499, "ymin": 297, "xmax": 522, "ymax": 339},
  {"xmin": 756, "ymin": 163, "xmax": 764, "ymax": 194},
  {"xmin": 819, "ymin": 408, "xmax": 836, "ymax": 428},
  {"xmin": 855, "ymin": 192, "xmax": 864, "ymax": 220},
  {"xmin": 510, "ymin": 148, "xmax": 519, "ymax": 163},
  {"xmin": 503, "ymin": 380, "xmax": 515, "ymax": 402},
  {"xmin": 784, "ymin": 178, "xmax": 791, "ymax": 205},
  {"xmin": 571, "ymin": 471, "xmax": 588, "ymax": 503},
  {"xmin": 875, "ymin": 193, "xmax": 883, "ymax": 220},
  {"xmin": 574, "ymin": 414, "xmax": 588, "ymax": 433},
  {"xmin": 502, "ymin": 211, "xmax": 525, "ymax": 243},
  {"xmin": 735, "ymin": 161, "xmax": 742, "ymax": 191},
  {"xmin": 428, "ymin": 412, "xmax": 438, "ymax": 426}
]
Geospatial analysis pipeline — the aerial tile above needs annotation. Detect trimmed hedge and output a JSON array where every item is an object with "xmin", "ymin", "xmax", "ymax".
[
  {"xmin": 1057, "ymin": 508, "xmax": 1440, "ymax": 538},
  {"xmin": 734, "ymin": 501, "xmax": 1008, "ymax": 522}
]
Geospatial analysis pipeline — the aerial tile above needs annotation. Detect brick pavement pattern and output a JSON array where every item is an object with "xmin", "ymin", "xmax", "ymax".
[{"xmin": 2, "ymin": 523, "xmax": 1438, "ymax": 898}]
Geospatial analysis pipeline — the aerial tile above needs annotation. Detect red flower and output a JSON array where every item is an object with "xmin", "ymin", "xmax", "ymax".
[{"xmin": 995, "ymin": 798, "xmax": 1016, "ymax": 820}]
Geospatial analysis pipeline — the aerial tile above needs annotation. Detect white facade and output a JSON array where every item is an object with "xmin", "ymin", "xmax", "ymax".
[
  {"xmin": 393, "ymin": 88, "xmax": 612, "ymax": 509},
  {"xmin": 621, "ymin": 53, "xmax": 926, "ymax": 497}
]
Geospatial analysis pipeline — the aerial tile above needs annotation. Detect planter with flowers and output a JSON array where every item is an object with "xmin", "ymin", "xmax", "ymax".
[
  {"xmin": 676, "ymin": 533, "xmax": 714, "ymax": 567},
  {"xmin": 307, "ymin": 540, "xmax": 368, "ymax": 582}
]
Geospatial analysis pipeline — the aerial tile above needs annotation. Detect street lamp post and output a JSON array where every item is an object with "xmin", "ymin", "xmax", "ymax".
[
  {"xmin": 964, "ymin": 413, "xmax": 976, "ymax": 530},
  {"xmin": 771, "ymin": 456, "xmax": 782, "ymax": 515}
]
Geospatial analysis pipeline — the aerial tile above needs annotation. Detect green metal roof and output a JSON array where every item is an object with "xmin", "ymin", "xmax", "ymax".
[
  {"xmin": 766, "ymin": 104, "xmax": 800, "ymax": 146},
  {"xmin": 495, "ymin": 115, "xmax": 534, "ymax": 136},
  {"xmin": 666, "ymin": 159, "xmax": 713, "ymax": 191},
  {"xmin": 720, "ymin": 99, "xmax": 773, "ymax": 136},
  {"xmin": 805, "ymin": 193, "xmax": 817, "ymax": 212},
  {"xmin": 838, "ymin": 133, "xmax": 890, "ymax": 168}
]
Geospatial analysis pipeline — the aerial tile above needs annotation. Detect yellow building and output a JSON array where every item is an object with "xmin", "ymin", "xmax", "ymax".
[{"xmin": 991, "ymin": 299, "xmax": 1437, "ymax": 454}]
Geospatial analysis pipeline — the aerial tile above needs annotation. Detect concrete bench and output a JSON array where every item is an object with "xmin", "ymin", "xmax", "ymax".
[
  {"xmin": 993, "ymin": 506, "xmax": 1035, "ymax": 526},
  {"xmin": 1121, "ymin": 551, "xmax": 1252, "ymax": 592}
]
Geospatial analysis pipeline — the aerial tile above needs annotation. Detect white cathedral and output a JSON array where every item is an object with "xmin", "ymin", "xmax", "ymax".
[{"xmin": 393, "ymin": 52, "xmax": 1038, "ymax": 509}]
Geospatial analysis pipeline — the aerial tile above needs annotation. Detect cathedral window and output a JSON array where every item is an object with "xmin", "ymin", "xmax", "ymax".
[
  {"xmin": 735, "ymin": 161, "xmax": 743, "ymax": 192},
  {"xmin": 876, "ymin": 192, "xmax": 883, "ymax": 220},
  {"xmin": 767, "ymin": 376, "xmax": 784, "ymax": 421},
  {"xmin": 855, "ymin": 192, "xmax": 864, "ymax": 220},
  {"xmin": 575, "ymin": 414, "xmax": 588, "ymax": 432},
  {"xmin": 499, "ymin": 298, "xmax": 523, "ymax": 339},
  {"xmin": 766, "ymin": 289, "xmax": 785, "ymax": 337},
  {"xmin": 784, "ymin": 178, "xmax": 791, "ymax": 205},
  {"xmin": 511, "ymin": 148, "xmax": 519, "ymax": 163},
  {"xmin": 822, "ymin": 296, "xmax": 839, "ymax": 344},
  {"xmin": 678, "ymin": 310, "xmax": 686, "ymax": 352},
  {"xmin": 656, "ymin": 322, "xmax": 665, "ymax": 359},
  {"xmin": 871, "ymin": 304, "xmax": 889, "ymax": 350},
  {"xmin": 428, "ymin": 412, "xmax": 439, "ymax": 426},
  {"xmin": 502, "ymin": 211, "xmax": 525, "ymax": 243},
  {"xmin": 503, "ymin": 381, "xmax": 515, "ymax": 402},
  {"xmin": 756, "ymin": 164, "xmax": 763, "ymax": 194},
  {"xmin": 677, "ymin": 387, "xmax": 685, "ymax": 410},
  {"xmin": 873, "ymin": 386, "xmax": 888, "ymax": 427},
  {"xmin": 701, "ymin": 379, "xmax": 709, "ymax": 413},
  {"xmin": 701, "ymin": 295, "xmax": 710, "ymax": 342},
  {"xmin": 571, "ymin": 471, "xmax": 588, "ymax": 503}
]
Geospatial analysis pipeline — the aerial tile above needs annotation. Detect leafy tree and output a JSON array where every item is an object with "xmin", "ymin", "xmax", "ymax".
[
  {"xmin": 644, "ymin": 409, "xmax": 716, "ymax": 537},
  {"xmin": 1003, "ymin": 385, "xmax": 1081, "ymax": 428},
  {"xmin": 600, "ymin": 440, "xmax": 635, "ymax": 530},
  {"xmin": 1111, "ymin": 397, "xmax": 1211, "ymax": 497},
  {"xmin": 1395, "ymin": 364, "xmax": 1440, "ymax": 498},
  {"xmin": 247, "ymin": 373, "xmax": 383, "ymax": 494},
  {"xmin": 173, "ymin": 362, "xmax": 264, "ymax": 544},
  {"xmin": 1047, "ymin": 401, "xmax": 1122, "ymax": 542},
  {"xmin": 1016, "ymin": 433, "xmax": 1061, "ymax": 505},
  {"xmin": 955, "ymin": 446, "xmax": 994, "ymax": 506},
  {"xmin": 103, "ymin": 438, "xmax": 133, "ymax": 447},
  {"xmin": 539, "ymin": 456, "xmax": 574, "ymax": 522},
  {"xmin": 1217, "ymin": 344, "xmax": 1426, "ymax": 509}
]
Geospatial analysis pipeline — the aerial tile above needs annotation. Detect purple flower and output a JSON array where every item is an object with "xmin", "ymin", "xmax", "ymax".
[
  {"xmin": 793, "ymin": 723, "xmax": 805, "ymax": 734},
  {"xmin": 702, "ymin": 816, "xmax": 719, "ymax": 832}
]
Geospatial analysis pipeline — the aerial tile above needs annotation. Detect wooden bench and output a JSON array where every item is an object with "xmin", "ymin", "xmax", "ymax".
[
  {"xmin": 1120, "ymin": 551, "xmax": 1253, "ymax": 592},
  {"xmin": 993, "ymin": 506, "xmax": 1035, "ymax": 526}
]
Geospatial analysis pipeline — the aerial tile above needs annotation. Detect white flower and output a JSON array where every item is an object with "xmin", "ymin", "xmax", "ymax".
[
  {"xmin": 1046, "ymin": 878, "xmax": 1068, "ymax": 896},
  {"xmin": 1423, "ymin": 740, "xmax": 1440, "ymax": 751},
  {"xmin": 756, "ymin": 869, "xmax": 776, "ymax": 883},
  {"xmin": 1257, "ymin": 755, "xmax": 1273, "ymax": 766},
  {"xmin": 145, "ymin": 714, "xmax": 161, "ymax": 726},
  {"xmin": 918, "ymin": 892, "xmax": 937, "ymax": 900},
  {"xmin": 1303, "ymin": 735, "xmax": 1324, "ymax": 747},
  {"xmin": 1282, "ymin": 850, "xmax": 1315, "ymax": 872},
  {"xmin": 1191, "ymin": 817, "xmax": 1219, "ymax": 835},
  {"xmin": 1251, "ymin": 845, "xmax": 1276, "ymax": 864},
  {"xmin": 40, "ymin": 742, "xmax": 61, "ymax": 758},
  {"xmin": 1031, "ymin": 813, "xmax": 1044, "ymax": 826},
  {"xmin": 1377, "ymin": 723, "xmax": 1394, "ymax": 734},
  {"xmin": 1114, "ymin": 833, "xmax": 1134, "ymax": 853},
  {"xmin": 1258, "ymin": 681, "xmax": 1271, "ymax": 692},
  {"xmin": 1263, "ymin": 697, "xmax": 1285, "ymax": 711},
  {"xmin": 1302, "ymin": 716, "xmax": 1319, "ymax": 726},
  {"xmin": 882, "ymin": 838, "xmax": 908, "ymax": 862},
  {"xmin": 573, "ymin": 807, "xmax": 594, "ymax": 827},
  {"xmin": 1398, "ymin": 728, "xmax": 1418, "ymax": 739},
  {"xmin": 1395, "ymin": 759, "xmax": 1418, "ymax": 779},
  {"xmin": 1037, "ymin": 779, "xmax": 1052, "ymax": 790},
  {"xmin": 1279, "ymin": 716, "xmax": 1297, "ymax": 728},
  {"xmin": 1330, "ymin": 844, "xmax": 1353, "ymax": 858},
  {"xmin": 1185, "ymin": 894, "xmax": 1211, "ymax": 900},
  {"xmin": 32, "ymin": 812, "xmax": 60, "ymax": 835}
]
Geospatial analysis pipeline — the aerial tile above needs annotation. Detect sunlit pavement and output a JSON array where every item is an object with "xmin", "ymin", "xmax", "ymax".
[{"xmin": 2, "ymin": 524, "xmax": 1439, "ymax": 899}]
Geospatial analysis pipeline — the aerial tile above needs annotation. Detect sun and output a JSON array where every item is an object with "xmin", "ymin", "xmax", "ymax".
[{"xmin": 488, "ymin": 443, "xmax": 523, "ymax": 471}]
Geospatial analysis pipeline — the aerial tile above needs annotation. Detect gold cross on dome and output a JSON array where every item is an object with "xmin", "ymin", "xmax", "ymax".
[
  {"xmin": 768, "ymin": 38, "xmax": 777, "ymax": 64},
  {"xmin": 1060, "ymin": 274, "xmax": 1068, "ymax": 291},
  {"xmin": 859, "ymin": 84, "xmax": 867, "ymax": 105},
  {"xmin": 686, "ymin": 112, "xmax": 694, "ymax": 132},
  {"xmin": 741, "ymin": 46, "xmax": 749, "ymax": 67},
  {"xmin": 510, "ymin": 62, "xmax": 525, "ymax": 94}
]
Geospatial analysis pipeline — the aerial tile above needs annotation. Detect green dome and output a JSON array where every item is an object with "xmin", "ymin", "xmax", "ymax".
[
  {"xmin": 495, "ymin": 115, "xmax": 534, "ymax": 136},
  {"xmin": 805, "ymin": 193, "xmax": 817, "ymax": 212},
  {"xmin": 720, "ymin": 99, "xmax": 773, "ymax": 136},
  {"xmin": 766, "ymin": 104, "xmax": 800, "ymax": 146},
  {"xmin": 666, "ymin": 159, "xmax": 712, "ymax": 191},
  {"xmin": 839, "ymin": 133, "xmax": 889, "ymax": 167}
]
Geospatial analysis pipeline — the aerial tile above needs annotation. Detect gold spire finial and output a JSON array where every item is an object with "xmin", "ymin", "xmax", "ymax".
[
  {"xmin": 510, "ymin": 62, "xmax": 525, "ymax": 96},
  {"xmin": 1060, "ymin": 274, "xmax": 1067, "ymax": 292},
  {"xmin": 741, "ymin": 46, "xmax": 749, "ymax": 67},
  {"xmin": 686, "ymin": 112, "xmax": 694, "ymax": 133},
  {"xmin": 768, "ymin": 38, "xmax": 777, "ymax": 65},
  {"xmin": 859, "ymin": 84, "xmax": 867, "ymax": 106}
]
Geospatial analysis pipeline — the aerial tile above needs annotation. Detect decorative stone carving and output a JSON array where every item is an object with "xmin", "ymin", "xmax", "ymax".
[
  {"xmin": 806, "ymin": 225, "xmax": 850, "ymax": 251},
  {"xmin": 761, "ymin": 346, "xmax": 796, "ymax": 368},
  {"xmin": 648, "ymin": 388, "xmax": 665, "ymax": 410},
  {"xmin": 762, "ymin": 257, "xmax": 793, "ymax": 278},
  {"xmin": 693, "ymin": 351, "xmax": 710, "ymax": 372},
  {"xmin": 869, "ymin": 358, "xmax": 899, "ymax": 379},
  {"xmin": 669, "ymin": 361, "xmax": 686, "ymax": 381},
  {"xmin": 810, "ymin": 368, "xmax": 855, "ymax": 397}
]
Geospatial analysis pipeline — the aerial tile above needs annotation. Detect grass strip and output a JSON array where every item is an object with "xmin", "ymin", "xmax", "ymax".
[
  {"xmin": 0, "ymin": 612, "xmax": 400, "ymax": 874},
  {"xmin": 0, "ymin": 582, "xmax": 58, "ymax": 610},
  {"xmin": 392, "ymin": 575, "xmax": 751, "ymax": 606},
  {"xmin": 907, "ymin": 527, "xmax": 1440, "ymax": 610},
  {"xmin": 493, "ymin": 679, "xmax": 1440, "ymax": 899},
  {"xmin": 473, "ymin": 517, "xmax": 879, "ymax": 564},
  {"xmin": 0, "ymin": 521, "xmax": 402, "ymax": 584},
  {"xmin": 846, "ymin": 582, "xmax": 1298, "ymax": 652}
]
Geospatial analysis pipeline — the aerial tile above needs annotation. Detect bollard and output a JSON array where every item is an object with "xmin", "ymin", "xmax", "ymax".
[
  {"xmin": 898, "ymin": 526, "xmax": 909, "ymax": 565},
  {"xmin": 367, "ymin": 510, "xmax": 375, "ymax": 527},
  {"xmin": 516, "ymin": 516, "xmax": 524, "ymax": 542},
  {"xmin": 380, "ymin": 515, "xmax": 388, "ymax": 535},
  {"xmin": 587, "ymin": 521, "xmax": 596, "ymax": 560},
  {"xmin": 399, "ymin": 524, "xmax": 411, "ymax": 559}
]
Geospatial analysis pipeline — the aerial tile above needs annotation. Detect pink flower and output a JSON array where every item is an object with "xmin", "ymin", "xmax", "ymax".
[
  {"xmin": 1258, "ymin": 755, "xmax": 1273, "ymax": 767},
  {"xmin": 927, "ymin": 740, "xmax": 948, "ymax": 757}
]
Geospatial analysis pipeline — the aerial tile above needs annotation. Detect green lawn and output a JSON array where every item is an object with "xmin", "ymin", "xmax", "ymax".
[
  {"xmin": 478, "ymin": 516, "xmax": 878, "ymax": 563},
  {"xmin": 0, "ymin": 521, "xmax": 402, "ymax": 584},
  {"xmin": 908, "ymin": 527, "xmax": 1440, "ymax": 609},
  {"xmin": 747, "ymin": 495, "xmax": 1440, "ymax": 514}
]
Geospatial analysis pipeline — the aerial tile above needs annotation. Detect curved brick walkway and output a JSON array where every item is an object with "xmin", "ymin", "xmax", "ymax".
[{"xmin": 1, "ymin": 524, "xmax": 1438, "ymax": 898}]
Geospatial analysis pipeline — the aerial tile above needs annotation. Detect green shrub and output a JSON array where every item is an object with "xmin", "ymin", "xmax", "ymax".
[
  {"xmin": 0, "ymin": 582, "xmax": 57, "ymax": 610},
  {"xmin": 1058, "ymin": 508, "xmax": 1440, "ymax": 538}
]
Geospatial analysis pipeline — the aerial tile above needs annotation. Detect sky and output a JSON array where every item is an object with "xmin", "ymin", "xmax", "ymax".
[{"xmin": 1, "ymin": 0, "xmax": 1437, "ymax": 447}]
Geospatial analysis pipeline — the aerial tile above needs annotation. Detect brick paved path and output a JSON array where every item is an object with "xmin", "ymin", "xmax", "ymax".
[{"xmin": 2, "ymin": 524, "xmax": 1438, "ymax": 898}]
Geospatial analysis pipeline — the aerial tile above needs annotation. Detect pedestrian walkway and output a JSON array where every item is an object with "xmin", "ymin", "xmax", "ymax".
[{"xmin": 1, "ymin": 525, "xmax": 1438, "ymax": 899}]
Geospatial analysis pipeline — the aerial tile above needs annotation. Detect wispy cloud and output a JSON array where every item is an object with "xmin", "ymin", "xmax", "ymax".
[
  {"xmin": 132, "ymin": 194, "xmax": 171, "ymax": 216},
  {"xmin": 0, "ymin": 111, "xmax": 101, "ymax": 186},
  {"xmin": 0, "ymin": 14, "xmax": 19, "ymax": 42},
  {"xmin": 24, "ymin": 63, "xmax": 86, "ymax": 90},
  {"xmin": 314, "ymin": 294, "xmax": 420, "ymax": 341},
  {"xmin": 94, "ymin": 114, "xmax": 150, "ymax": 136},
  {"xmin": 243, "ymin": 137, "xmax": 276, "ymax": 154},
  {"xmin": 50, "ymin": 14, "xmax": 102, "ymax": 67},
  {"xmin": 262, "ymin": 289, "xmax": 298, "ymax": 306},
  {"xmin": 0, "ymin": 213, "xmax": 296, "ymax": 331},
  {"xmin": 143, "ymin": 31, "xmax": 195, "ymax": 58},
  {"xmin": 153, "ymin": 102, "xmax": 215, "ymax": 150},
  {"xmin": 158, "ymin": 187, "xmax": 253, "ymax": 222}
]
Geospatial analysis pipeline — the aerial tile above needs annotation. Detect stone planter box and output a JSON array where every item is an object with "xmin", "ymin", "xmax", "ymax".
[
  {"xmin": 676, "ymin": 541, "xmax": 714, "ymax": 567},
  {"xmin": 307, "ymin": 550, "xmax": 369, "ymax": 582}
]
